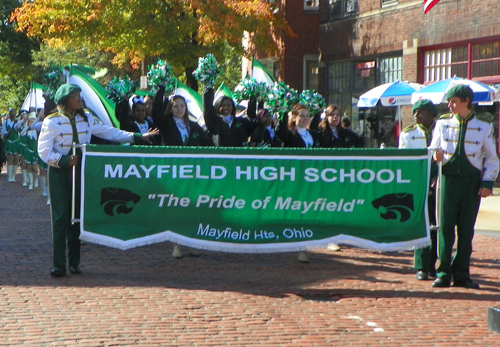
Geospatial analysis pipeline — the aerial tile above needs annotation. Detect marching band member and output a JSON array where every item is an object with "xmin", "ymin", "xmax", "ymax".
[{"xmin": 38, "ymin": 84, "xmax": 159, "ymax": 277}]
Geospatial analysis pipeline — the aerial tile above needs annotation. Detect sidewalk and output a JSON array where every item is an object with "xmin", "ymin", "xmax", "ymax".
[
  {"xmin": 476, "ymin": 186, "xmax": 500, "ymax": 238},
  {"xmin": 1, "ymin": 168, "xmax": 500, "ymax": 346}
]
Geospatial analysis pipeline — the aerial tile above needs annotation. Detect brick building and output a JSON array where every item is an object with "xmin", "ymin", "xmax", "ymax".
[
  {"xmin": 318, "ymin": 0, "xmax": 500, "ymax": 148},
  {"xmin": 247, "ymin": 0, "xmax": 321, "ymax": 92},
  {"xmin": 249, "ymin": 0, "xmax": 499, "ymax": 149}
]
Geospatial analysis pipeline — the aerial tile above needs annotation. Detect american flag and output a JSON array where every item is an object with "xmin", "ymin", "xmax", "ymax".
[{"xmin": 424, "ymin": 0, "xmax": 440, "ymax": 13}]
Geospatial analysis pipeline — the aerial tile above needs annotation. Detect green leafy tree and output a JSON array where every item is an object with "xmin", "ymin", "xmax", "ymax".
[
  {"xmin": 12, "ymin": 0, "xmax": 290, "ymax": 90},
  {"xmin": 0, "ymin": 0, "xmax": 41, "ymax": 110}
]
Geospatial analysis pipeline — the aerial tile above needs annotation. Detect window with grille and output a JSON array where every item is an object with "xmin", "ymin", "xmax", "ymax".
[
  {"xmin": 304, "ymin": 56, "xmax": 319, "ymax": 90},
  {"xmin": 304, "ymin": 0, "xmax": 319, "ymax": 10},
  {"xmin": 472, "ymin": 41, "xmax": 500, "ymax": 78},
  {"xmin": 328, "ymin": 61, "xmax": 351, "ymax": 91},
  {"xmin": 378, "ymin": 56, "xmax": 403, "ymax": 84},
  {"xmin": 423, "ymin": 47, "xmax": 468, "ymax": 82},
  {"xmin": 423, "ymin": 41, "xmax": 500, "ymax": 82},
  {"xmin": 381, "ymin": 0, "xmax": 398, "ymax": 7},
  {"xmin": 329, "ymin": 0, "xmax": 359, "ymax": 18}
]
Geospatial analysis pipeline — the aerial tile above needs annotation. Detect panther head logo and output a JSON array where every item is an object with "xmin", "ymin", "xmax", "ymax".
[
  {"xmin": 371, "ymin": 193, "xmax": 414, "ymax": 222},
  {"xmin": 100, "ymin": 188, "xmax": 141, "ymax": 216}
]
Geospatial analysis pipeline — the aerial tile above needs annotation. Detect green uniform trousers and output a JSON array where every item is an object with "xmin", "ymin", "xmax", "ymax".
[
  {"xmin": 437, "ymin": 173, "xmax": 481, "ymax": 282},
  {"xmin": 48, "ymin": 163, "xmax": 81, "ymax": 268}
]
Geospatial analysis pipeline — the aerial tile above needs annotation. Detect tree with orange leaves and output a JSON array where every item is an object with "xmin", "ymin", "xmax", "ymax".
[{"xmin": 12, "ymin": 0, "xmax": 291, "ymax": 90}]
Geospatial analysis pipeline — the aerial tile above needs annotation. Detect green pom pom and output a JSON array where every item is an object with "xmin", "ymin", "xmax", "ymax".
[
  {"xmin": 266, "ymin": 81, "xmax": 299, "ymax": 115},
  {"xmin": 105, "ymin": 76, "xmax": 137, "ymax": 103},
  {"xmin": 192, "ymin": 54, "xmax": 223, "ymax": 89},
  {"xmin": 233, "ymin": 78, "xmax": 270, "ymax": 103},
  {"xmin": 42, "ymin": 64, "xmax": 65, "ymax": 99},
  {"xmin": 299, "ymin": 90, "xmax": 326, "ymax": 113},
  {"xmin": 147, "ymin": 59, "xmax": 178, "ymax": 94}
]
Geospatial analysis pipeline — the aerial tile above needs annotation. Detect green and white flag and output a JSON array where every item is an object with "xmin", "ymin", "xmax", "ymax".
[
  {"xmin": 215, "ymin": 82, "xmax": 234, "ymax": 101},
  {"xmin": 68, "ymin": 65, "xmax": 119, "ymax": 127},
  {"xmin": 80, "ymin": 146, "xmax": 432, "ymax": 252},
  {"xmin": 21, "ymin": 82, "xmax": 45, "ymax": 112},
  {"xmin": 252, "ymin": 57, "xmax": 275, "ymax": 87},
  {"xmin": 173, "ymin": 81, "xmax": 204, "ymax": 126}
]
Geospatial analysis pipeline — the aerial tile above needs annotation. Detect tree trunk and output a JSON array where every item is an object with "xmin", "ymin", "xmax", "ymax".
[{"xmin": 184, "ymin": 66, "xmax": 199, "ymax": 92}]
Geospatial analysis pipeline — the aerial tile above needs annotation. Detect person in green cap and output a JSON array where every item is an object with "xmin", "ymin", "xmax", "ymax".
[
  {"xmin": 430, "ymin": 84, "xmax": 499, "ymax": 289},
  {"xmin": 399, "ymin": 99, "xmax": 438, "ymax": 281},
  {"xmin": 38, "ymin": 84, "xmax": 159, "ymax": 278}
]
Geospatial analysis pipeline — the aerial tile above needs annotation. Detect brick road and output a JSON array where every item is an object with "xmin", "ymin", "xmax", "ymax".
[{"xmin": 1, "ymin": 169, "xmax": 500, "ymax": 346}]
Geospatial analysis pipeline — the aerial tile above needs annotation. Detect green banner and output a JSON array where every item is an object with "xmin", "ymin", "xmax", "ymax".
[{"xmin": 80, "ymin": 145, "xmax": 432, "ymax": 252}]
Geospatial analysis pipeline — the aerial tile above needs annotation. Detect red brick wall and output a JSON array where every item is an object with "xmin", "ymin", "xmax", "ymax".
[
  {"xmin": 255, "ymin": 0, "xmax": 319, "ymax": 91},
  {"xmin": 318, "ymin": 0, "xmax": 500, "ymax": 127},
  {"xmin": 319, "ymin": 0, "xmax": 500, "ymax": 76}
]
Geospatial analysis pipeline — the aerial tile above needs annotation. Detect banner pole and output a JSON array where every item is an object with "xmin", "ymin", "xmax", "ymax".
[
  {"xmin": 71, "ymin": 142, "xmax": 79, "ymax": 225},
  {"xmin": 429, "ymin": 160, "xmax": 442, "ymax": 231},
  {"xmin": 435, "ymin": 161, "xmax": 442, "ymax": 230},
  {"xmin": 427, "ymin": 147, "xmax": 442, "ymax": 231}
]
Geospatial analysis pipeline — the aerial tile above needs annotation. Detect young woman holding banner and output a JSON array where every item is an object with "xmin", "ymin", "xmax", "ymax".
[
  {"xmin": 152, "ymin": 84, "xmax": 213, "ymax": 258},
  {"xmin": 202, "ymin": 87, "xmax": 256, "ymax": 147},
  {"xmin": 275, "ymin": 104, "xmax": 322, "ymax": 262}
]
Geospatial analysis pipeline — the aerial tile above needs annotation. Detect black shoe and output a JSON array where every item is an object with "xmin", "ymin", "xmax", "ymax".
[
  {"xmin": 50, "ymin": 267, "xmax": 66, "ymax": 277},
  {"xmin": 431, "ymin": 278, "xmax": 451, "ymax": 288},
  {"xmin": 416, "ymin": 271, "xmax": 429, "ymax": 280},
  {"xmin": 69, "ymin": 265, "xmax": 82, "ymax": 275},
  {"xmin": 453, "ymin": 279, "xmax": 479, "ymax": 289},
  {"xmin": 429, "ymin": 270, "xmax": 437, "ymax": 279}
]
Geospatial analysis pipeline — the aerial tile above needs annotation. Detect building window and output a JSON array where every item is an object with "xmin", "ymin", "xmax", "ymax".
[
  {"xmin": 304, "ymin": 55, "xmax": 319, "ymax": 90},
  {"xmin": 328, "ymin": 61, "xmax": 351, "ymax": 92},
  {"xmin": 378, "ymin": 56, "xmax": 403, "ymax": 84},
  {"xmin": 423, "ymin": 47, "xmax": 468, "ymax": 82},
  {"xmin": 472, "ymin": 41, "xmax": 500, "ymax": 78},
  {"xmin": 258, "ymin": 57, "xmax": 279, "ymax": 81},
  {"xmin": 329, "ymin": 0, "xmax": 359, "ymax": 18},
  {"xmin": 423, "ymin": 40, "xmax": 500, "ymax": 82},
  {"xmin": 304, "ymin": 0, "xmax": 319, "ymax": 10},
  {"xmin": 381, "ymin": 0, "xmax": 398, "ymax": 7}
]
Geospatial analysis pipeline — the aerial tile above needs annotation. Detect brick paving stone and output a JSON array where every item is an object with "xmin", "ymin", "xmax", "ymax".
[{"xmin": 1, "ymin": 170, "xmax": 500, "ymax": 346}]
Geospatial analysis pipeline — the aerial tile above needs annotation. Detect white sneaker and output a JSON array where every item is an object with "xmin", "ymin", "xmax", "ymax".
[
  {"xmin": 297, "ymin": 252, "xmax": 310, "ymax": 263},
  {"xmin": 41, "ymin": 187, "xmax": 48, "ymax": 197},
  {"xmin": 46, "ymin": 197, "xmax": 50, "ymax": 206},
  {"xmin": 172, "ymin": 245, "xmax": 183, "ymax": 259},
  {"xmin": 188, "ymin": 248, "xmax": 199, "ymax": 257},
  {"xmin": 327, "ymin": 243, "xmax": 341, "ymax": 251}
]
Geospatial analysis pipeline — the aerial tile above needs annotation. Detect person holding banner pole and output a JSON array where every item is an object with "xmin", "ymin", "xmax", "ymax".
[
  {"xmin": 38, "ymin": 84, "xmax": 159, "ymax": 278},
  {"xmin": 430, "ymin": 85, "xmax": 499, "ymax": 289},
  {"xmin": 399, "ymin": 99, "xmax": 438, "ymax": 281}
]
